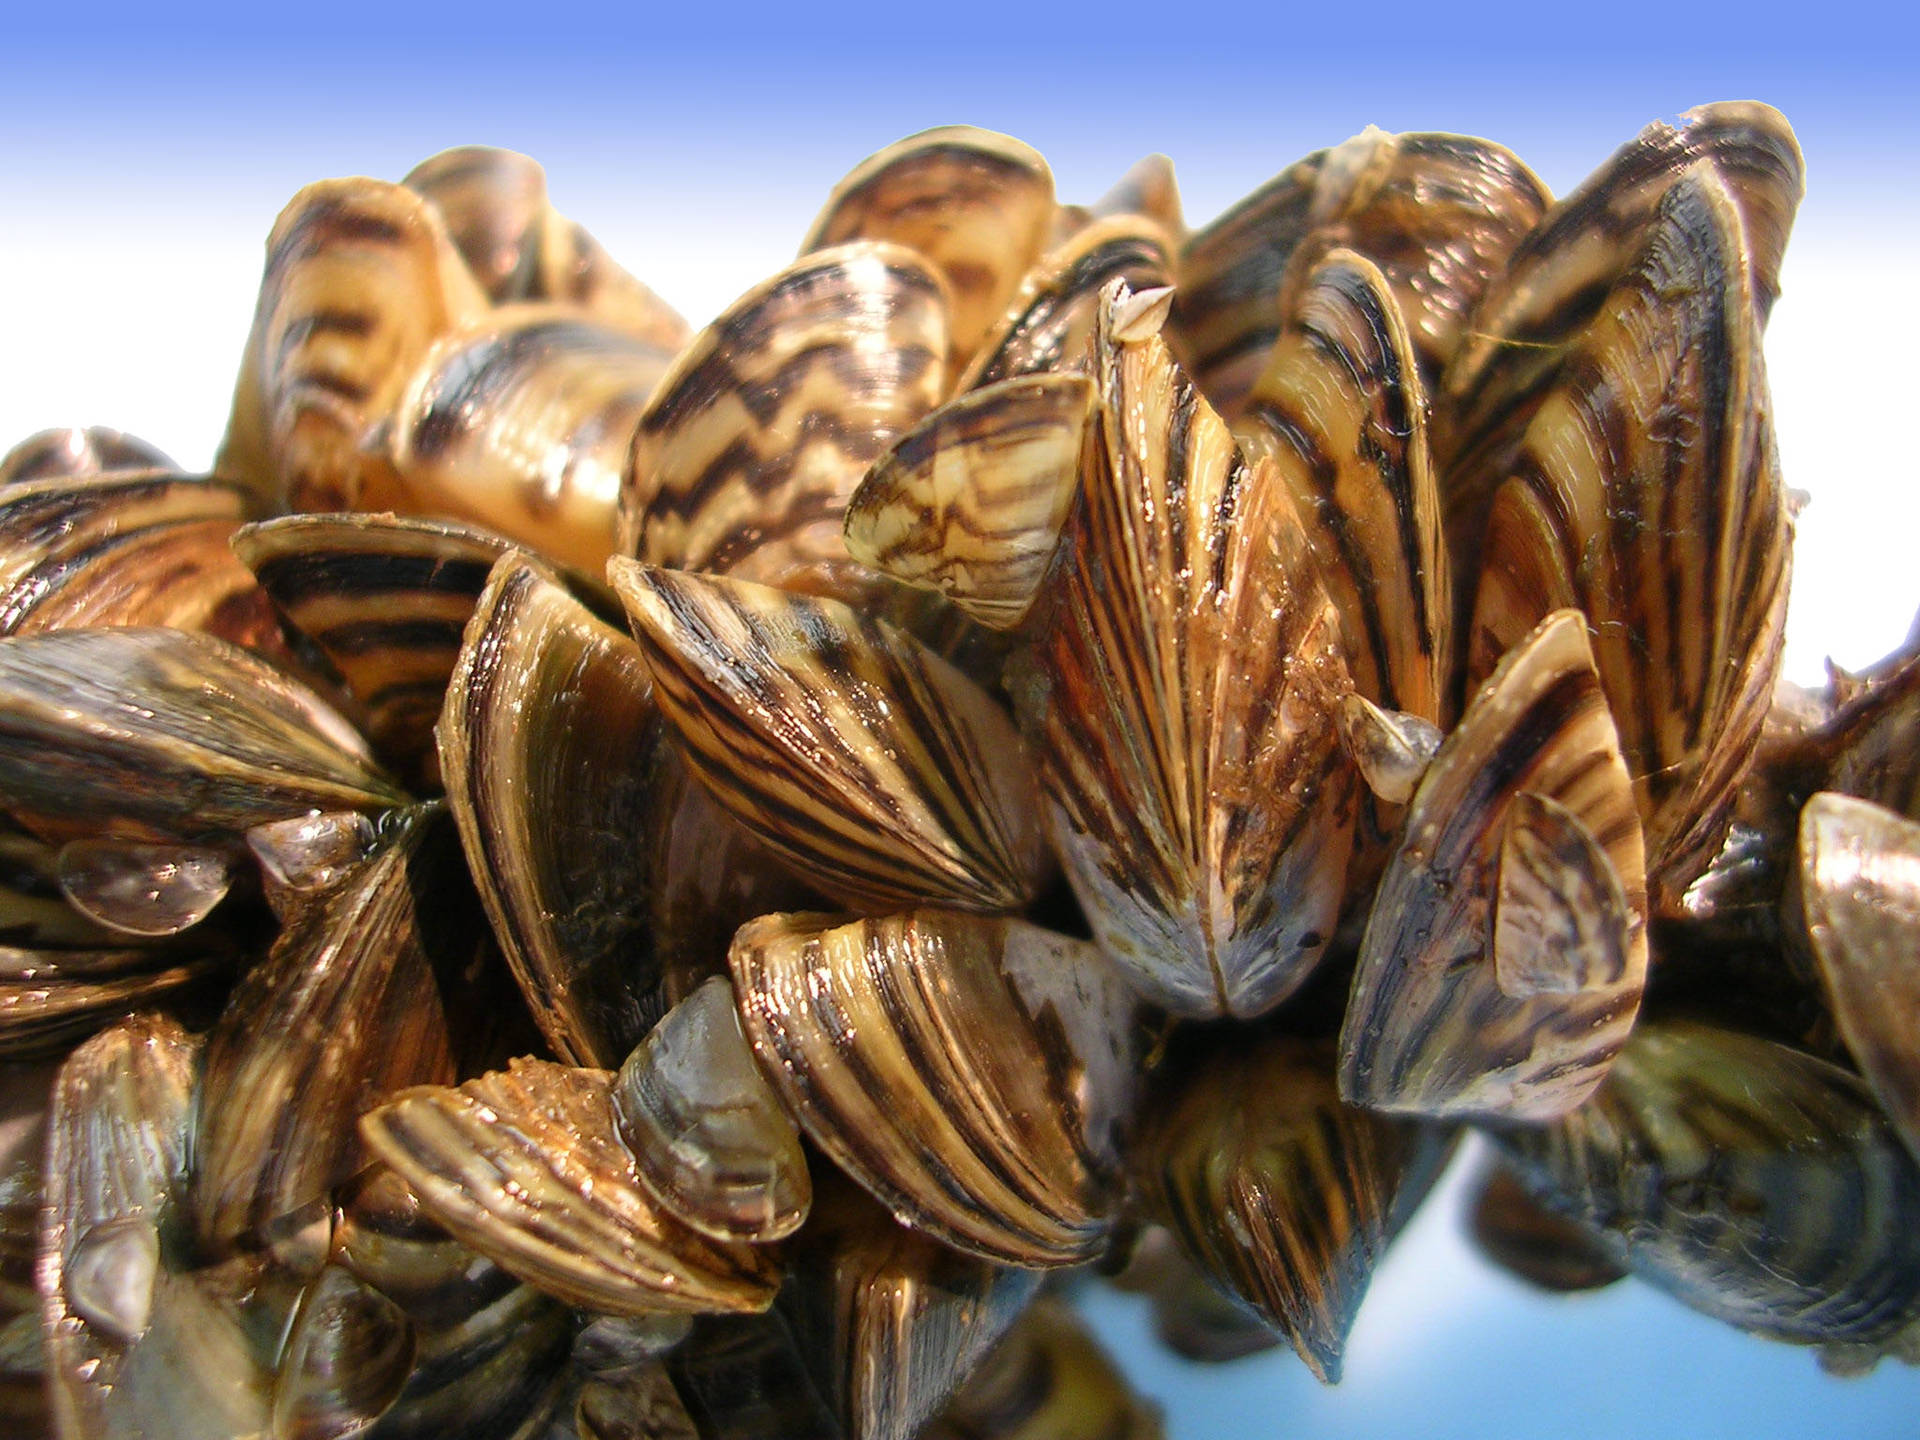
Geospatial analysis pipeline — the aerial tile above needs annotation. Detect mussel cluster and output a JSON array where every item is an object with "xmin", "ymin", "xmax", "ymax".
[{"xmin": 2, "ymin": 102, "xmax": 1915, "ymax": 1439}]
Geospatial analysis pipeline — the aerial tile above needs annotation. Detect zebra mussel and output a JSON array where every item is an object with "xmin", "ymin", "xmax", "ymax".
[{"xmin": 2, "ymin": 99, "xmax": 1915, "ymax": 1439}]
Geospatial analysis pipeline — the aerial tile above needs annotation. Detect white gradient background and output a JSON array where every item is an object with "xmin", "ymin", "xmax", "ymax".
[{"xmin": 3, "ymin": 5, "xmax": 1918, "ymax": 1435}]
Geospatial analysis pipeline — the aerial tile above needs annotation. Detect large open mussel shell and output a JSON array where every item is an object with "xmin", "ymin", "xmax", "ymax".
[
  {"xmin": 1468, "ymin": 163, "xmax": 1789, "ymax": 908},
  {"xmin": 193, "ymin": 806, "xmax": 465, "ymax": 1259},
  {"xmin": 233, "ymin": 510, "xmax": 613, "ymax": 778},
  {"xmin": 387, "ymin": 305, "xmax": 680, "ymax": 574},
  {"xmin": 844, "ymin": 373, "xmax": 1095, "ymax": 630},
  {"xmin": 957, "ymin": 216, "xmax": 1175, "ymax": 392},
  {"xmin": 919, "ymin": 1295, "xmax": 1165, "ymax": 1440},
  {"xmin": 621, "ymin": 242, "xmax": 949, "ymax": 597},
  {"xmin": 1339, "ymin": 610, "xmax": 1648, "ymax": 1121},
  {"xmin": 0, "ymin": 473, "xmax": 281, "ymax": 650},
  {"xmin": 40, "ymin": 1015, "xmax": 277, "ymax": 1440},
  {"xmin": 1798, "ymin": 791, "xmax": 1920, "ymax": 1165},
  {"xmin": 613, "ymin": 565, "xmax": 1048, "ymax": 914},
  {"xmin": 441, "ymin": 552, "xmax": 668, "ymax": 1066},
  {"xmin": 0, "ymin": 427, "xmax": 178, "ymax": 485},
  {"xmin": 803, "ymin": 127, "xmax": 1054, "ymax": 376},
  {"xmin": 1134, "ymin": 1031, "xmax": 1449, "ymax": 1383},
  {"xmin": 218, "ymin": 178, "xmax": 490, "ymax": 514},
  {"xmin": 1496, "ymin": 1020, "xmax": 1920, "ymax": 1351},
  {"xmin": 0, "ymin": 627, "xmax": 403, "ymax": 844},
  {"xmin": 1020, "ymin": 282, "xmax": 1354, "ymax": 1019},
  {"xmin": 612, "ymin": 976, "xmax": 810, "ymax": 1245},
  {"xmin": 403, "ymin": 145, "xmax": 689, "ymax": 351},
  {"xmin": 362, "ymin": 1058, "xmax": 781, "ymax": 1317},
  {"xmin": 1440, "ymin": 101, "xmax": 1801, "ymax": 628},
  {"xmin": 729, "ymin": 909, "xmax": 1138, "ymax": 1267}
]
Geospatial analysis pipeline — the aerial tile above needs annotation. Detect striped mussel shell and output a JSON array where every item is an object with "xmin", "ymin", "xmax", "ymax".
[
  {"xmin": 1797, "ymin": 792, "xmax": 1920, "ymax": 1166},
  {"xmin": 620, "ymin": 242, "xmax": 950, "ymax": 599},
  {"xmin": 1495, "ymin": 1020, "xmax": 1920, "ymax": 1356},
  {"xmin": 387, "ymin": 304, "xmax": 681, "ymax": 574},
  {"xmin": 1438, "ymin": 101, "xmax": 1803, "ymax": 580},
  {"xmin": 919, "ymin": 1295, "xmax": 1165, "ymax": 1440},
  {"xmin": 0, "ymin": 472, "xmax": 282, "ymax": 652},
  {"xmin": 1467, "ymin": 159, "xmax": 1791, "ymax": 910},
  {"xmin": 0, "ymin": 942, "xmax": 230, "ymax": 1062},
  {"xmin": 1339, "ymin": 610, "xmax": 1649, "ymax": 1121},
  {"xmin": 0, "ymin": 426, "xmax": 178, "ymax": 486},
  {"xmin": 728, "ymin": 909, "xmax": 1140, "ymax": 1267},
  {"xmin": 803, "ymin": 126, "xmax": 1055, "ymax": 378},
  {"xmin": 611, "ymin": 564, "xmax": 1048, "ymax": 914},
  {"xmin": 844, "ymin": 372, "xmax": 1096, "ymax": 631},
  {"xmin": 403, "ymin": 145, "xmax": 689, "ymax": 352},
  {"xmin": 441, "ymin": 552, "xmax": 686, "ymax": 1066},
  {"xmin": 1133, "ymin": 1031, "xmax": 1450, "ymax": 1382},
  {"xmin": 612, "ymin": 976, "xmax": 811, "ymax": 1245},
  {"xmin": 361, "ymin": 1057, "xmax": 782, "ymax": 1317},
  {"xmin": 1016, "ymin": 280, "xmax": 1355, "ymax": 1019},
  {"xmin": 271, "ymin": 1263, "xmax": 418, "ymax": 1440},
  {"xmin": 955, "ymin": 214, "xmax": 1176, "ymax": 392},
  {"xmin": 217, "ymin": 177, "xmax": 490, "ymax": 514},
  {"xmin": 1170, "ymin": 127, "xmax": 1547, "ymax": 419},
  {"xmin": 777, "ymin": 1175, "xmax": 1042, "ymax": 1440},
  {"xmin": 233, "ymin": 510, "xmax": 616, "ymax": 781},
  {"xmin": 0, "ymin": 626, "xmax": 403, "ymax": 846},
  {"xmin": 1085, "ymin": 153, "xmax": 1184, "ymax": 239},
  {"xmin": 192, "ymin": 805, "xmax": 473, "ymax": 1262}
]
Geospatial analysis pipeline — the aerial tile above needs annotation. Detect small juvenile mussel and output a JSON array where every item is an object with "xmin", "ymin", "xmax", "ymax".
[{"xmin": 2, "ymin": 99, "xmax": 1909, "ymax": 1440}]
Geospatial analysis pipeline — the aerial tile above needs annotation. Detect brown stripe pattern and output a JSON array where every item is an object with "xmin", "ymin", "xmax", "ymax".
[
  {"xmin": 0, "ymin": 473, "xmax": 279, "ymax": 650},
  {"xmin": 1799, "ymin": 792, "xmax": 1920, "ymax": 1167},
  {"xmin": 1278, "ymin": 128, "xmax": 1550, "ymax": 394},
  {"xmin": 234, "ymin": 511, "xmax": 609, "ymax": 774},
  {"xmin": 1240, "ymin": 248, "xmax": 1451, "ymax": 727},
  {"xmin": 730, "ymin": 911, "xmax": 1137, "ymax": 1267},
  {"xmin": 361, "ymin": 1058, "xmax": 781, "ymax": 1317},
  {"xmin": 957, "ymin": 215, "xmax": 1175, "ymax": 391},
  {"xmin": 1088, "ymin": 153, "xmax": 1184, "ymax": 237},
  {"xmin": 613, "ymin": 564, "xmax": 1047, "ymax": 913},
  {"xmin": 216, "ymin": 178, "xmax": 489, "ymax": 514},
  {"xmin": 1823, "ymin": 644, "xmax": 1920, "ymax": 820},
  {"xmin": 0, "ymin": 627, "xmax": 403, "ymax": 845},
  {"xmin": 1469, "ymin": 165, "xmax": 1791, "ymax": 905},
  {"xmin": 1134, "ymin": 1033, "xmax": 1447, "ymax": 1383},
  {"xmin": 803, "ymin": 126, "xmax": 1055, "ymax": 374},
  {"xmin": 194, "ymin": 807, "xmax": 460, "ymax": 1256},
  {"xmin": 404, "ymin": 145, "xmax": 689, "ymax": 351},
  {"xmin": 845, "ymin": 373, "xmax": 1095, "ymax": 629},
  {"xmin": 622, "ymin": 242, "xmax": 949, "ymax": 596},
  {"xmin": 1339, "ymin": 610, "xmax": 1649, "ymax": 1121},
  {"xmin": 1438, "ymin": 101, "xmax": 1803, "ymax": 590},
  {"xmin": 1497, "ymin": 1021, "xmax": 1920, "ymax": 1349},
  {"xmin": 389, "ymin": 305, "xmax": 679, "ymax": 573},
  {"xmin": 782, "ymin": 1177, "xmax": 1040, "ymax": 1440},
  {"xmin": 1027, "ymin": 284, "xmax": 1354, "ymax": 1019},
  {"xmin": 439, "ymin": 552, "xmax": 665, "ymax": 1069},
  {"xmin": 1170, "ymin": 150, "xmax": 1327, "ymax": 419}
]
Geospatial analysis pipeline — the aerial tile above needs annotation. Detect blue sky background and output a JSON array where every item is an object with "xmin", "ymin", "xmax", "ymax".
[{"xmin": 3, "ymin": 7, "xmax": 1919, "ymax": 1434}]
